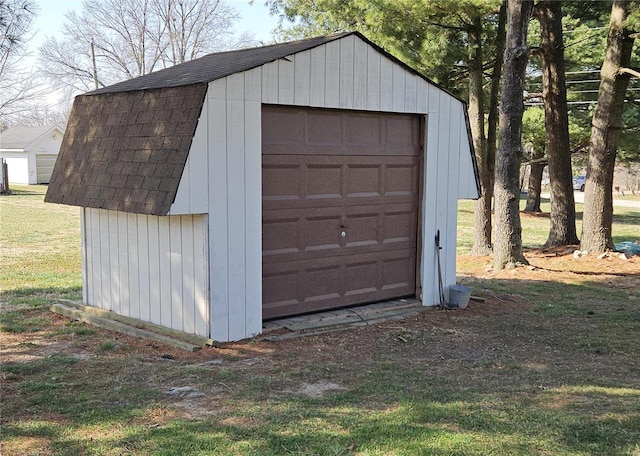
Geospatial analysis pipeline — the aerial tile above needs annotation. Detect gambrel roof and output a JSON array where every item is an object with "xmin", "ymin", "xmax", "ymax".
[
  {"xmin": 45, "ymin": 34, "xmax": 358, "ymax": 215},
  {"xmin": 46, "ymin": 32, "xmax": 476, "ymax": 216}
]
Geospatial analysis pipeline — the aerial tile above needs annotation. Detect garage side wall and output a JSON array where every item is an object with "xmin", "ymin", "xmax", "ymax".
[
  {"xmin": 81, "ymin": 208, "xmax": 209, "ymax": 337},
  {"xmin": 0, "ymin": 153, "xmax": 29, "ymax": 184},
  {"xmin": 173, "ymin": 34, "xmax": 476, "ymax": 341}
]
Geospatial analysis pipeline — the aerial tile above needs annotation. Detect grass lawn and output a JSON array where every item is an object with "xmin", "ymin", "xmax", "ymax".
[{"xmin": 1, "ymin": 185, "xmax": 639, "ymax": 456}]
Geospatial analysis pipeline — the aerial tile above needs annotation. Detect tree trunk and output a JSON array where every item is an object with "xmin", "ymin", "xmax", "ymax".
[
  {"xmin": 581, "ymin": 0, "xmax": 635, "ymax": 252},
  {"xmin": 538, "ymin": 0, "xmax": 580, "ymax": 247},
  {"xmin": 493, "ymin": 0, "xmax": 533, "ymax": 270},
  {"xmin": 469, "ymin": 14, "xmax": 491, "ymax": 255},
  {"xmin": 525, "ymin": 153, "xmax": 544, "ymax": 212},
  {"xmin": 471, "ymin": 0, "xmax": 507, "ymax": 255}
]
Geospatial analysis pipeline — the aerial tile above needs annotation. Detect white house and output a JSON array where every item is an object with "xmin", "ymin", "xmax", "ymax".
[
  {"xmin": 46, "ymin": 32, "xmax": 480, "ymax": 342},
  {"xmin": 0, "ymin": 125, "xmax": 65, "ymax": 184}
]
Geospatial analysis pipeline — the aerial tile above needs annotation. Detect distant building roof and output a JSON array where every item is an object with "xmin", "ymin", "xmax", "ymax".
[{"xmin": 0, "ymin": 125, "xmax": 64, "ymax": 150}]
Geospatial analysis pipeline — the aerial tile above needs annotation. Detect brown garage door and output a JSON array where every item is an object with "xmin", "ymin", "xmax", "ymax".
[{"xmin": 262, "ymin": 105, "xmax": 421, "ymax": 319}]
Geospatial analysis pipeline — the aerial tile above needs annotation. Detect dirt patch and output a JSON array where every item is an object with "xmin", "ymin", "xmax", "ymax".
[{"xmin": 297, "ymin": 381, "xmax": 346, "ymax": 398}]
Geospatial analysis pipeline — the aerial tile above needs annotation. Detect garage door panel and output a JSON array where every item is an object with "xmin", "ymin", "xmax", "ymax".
[
  {"xmin": 386, "ymin": 163, "xmax": 419, "ymax": 196},
  {"xmin": 303, "ymin": 265, "xmax": 342, "ymax": 303},
  {"xmin": 262, "ymin": 270, "xmax": 299, "ymax": 309},
  {"xmin": 343, "ymin": 114, "xmax": 381, "ymax": 146},
  {"xmin": 382, "ymin": 255, "xmax": 415, "ymax": 291},
  {"xmin": 346, "ymin": 164, "xmax": 382, "ymax": 197},
  {"xmin": 262, "ymin": 107, "xmax": 306, "ymax": 145},
  {"xmin": 304, "ymin": 214, "xmax": 343, "ymax": 252},
  {"xmin": 306, "ymin": 110, "xmax": 343, "ymax": 144},
  {"xmin": 262, "ymin": 105, "xmax": 420, "ymax": 319},
  {"xmin": 382, "ymin": 209, "xmax": 418, "ymax": 244},
  {"xmin": 344, "ymin": 260, "xmax": 379, "ymax": 294},
  {"xmin": 262, "ymin": 164, "xmax": 301, "ymax": 201},
  {"xmin": 307, "ymin": 164, "xmax": 343, "ymax": 199},
  {"xmin": 263, "ymin": 105, "xmax": 420, "ymax": 156},
  {"xmin": 263, "ymin": 203, "xmax": 417, "ymax": 264},
  {"xmin": 343, "ymin": 212, "xmax": 380, "ymax": 248},
  {"xmin": 385, "ymin": 116, "xmax": 421, "ymax": 149},
  {"xmin": 262, "ymin": 155, "xmax": 419, "ymax": 210},
  {"xmin": 262, "ymin": 249, "xmax": 416, "ymax": 319},
  {"xmin": 262, "ymin": 217, "xmax": 300, "ymax": 256}
]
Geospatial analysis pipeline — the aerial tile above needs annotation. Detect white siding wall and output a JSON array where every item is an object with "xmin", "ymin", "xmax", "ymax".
[
  {"xmin": 0, "ymin": 129, "xmax": 63, "ymax": 184},
  {"xmin": 0, "ymin": 153, "xmax": 29, "ymax": 184},
  {"xmin": 171, "ymin": 34, "xmax": 477, "ymax": 341},
  {"xmin": 81, "ymin": 208, "xmax": 209, "ymax": 337}
]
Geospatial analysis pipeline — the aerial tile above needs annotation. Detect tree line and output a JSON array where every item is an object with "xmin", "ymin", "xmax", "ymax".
[
  {"xmin": 1, "ymin": 0, "xmax": 638, "ymax": 266},
  {"xmin": 266, "ymin": 0, "xmax": 639, "ymax": 265}
]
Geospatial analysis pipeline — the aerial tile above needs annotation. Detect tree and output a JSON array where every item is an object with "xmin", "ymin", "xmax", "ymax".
[
  {"xmin": 39, "ymin": 0, "xmax": 248, "ymax": 96},
  {"xmin": 536, "ymin": 0, "xmax": 579, "ymax": 247},
  {"xmin": 493, "ymin": 0, "xmax": 533, "ymax": 270},
  {"xmin": 581, "ymin": 0, "xmax": 637, "ymax": 252},
  {"xmin": 522, "ymin": 106, "xmax": 546, "ymax": 212},
  {"xmin": 471, "ymin": 0, "xmax": 507, "ymax": 254},
  {"xmin": 267, "ymin": 0, "xmax": 504, "ymax": 255},
  {"xmin": 0, "ymin": 0, "xmax": 39, "ymax": 127}
]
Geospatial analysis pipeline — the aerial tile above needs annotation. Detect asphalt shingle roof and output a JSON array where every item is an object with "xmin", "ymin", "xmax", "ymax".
[
  {"xmin": 45, "ymin": 84, "xmax": 207, "ymax": 215},
  {"xmin": 0, "ymin": 126, "xmax": 62, "ymax": 149},
  {"xmin": 88, "ymin": 33, "xmax": 351, "ymax": 95},
  {"xmin": 45, "ymin": 33, "xmax": 355, "ymax": 216}
]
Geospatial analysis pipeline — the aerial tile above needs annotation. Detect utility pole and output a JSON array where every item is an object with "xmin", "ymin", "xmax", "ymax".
[{"xmin": 91, "ymin": 39, "xmax": 99, "ymax": 90}]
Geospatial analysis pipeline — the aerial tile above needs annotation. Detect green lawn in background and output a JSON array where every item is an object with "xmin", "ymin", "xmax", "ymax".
[{"xmin": 456, "ymin": 196, "xmax": 639, "ymax": 254}]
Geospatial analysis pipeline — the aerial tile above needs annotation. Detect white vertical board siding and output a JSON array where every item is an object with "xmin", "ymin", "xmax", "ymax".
[
  {"xmin": 324, "ymin": 40, "xmax": 341, "ymax": 107},
  {"xmin": 244, "ymin": 100, "xmax": 263, "ymax": 336},
  {"xmin": 83, "ymin": 209, "xmax": 209, "ymax": 337},
  {"xmin": 80, "ymin": 208, "xmax": 88, "ymax": 304},
  {"xmin": 192, "ymin": 34, "xmax": 478, "ymax": 341},
  {"xmin": 207, "ymin": 89, "xmax": 230, "ymax": 341},
  {"xmin": 309, "ymin": 46, "xmax": 326, "ymax": 106},
  {"xmin": 443, "ymin": 99, "xmax": 462, "ymax": 300},
  {"xmin": 366, "ymin": 46, "xmax": 381, "ymax": 111},
  {"xmin": 421, "ymin": 87, "xmax": 441, "ymax": 307},
  {"xmin": 137, "ymin": 215, "xmax": 151, "ymax": 322},
  {"xmin": 339, "ymin": 34, "xmax": 355, "ymax": 108},
  {"xmin": 294, "ymin": 50, "xmax": 311, "ymax": 105},
  {"xmin": 457, "ymin": 107, "xmax": 479, "ymax": 200},
  {"xmin": 206, "ymin": 75, "xmax": 263, "ymax": 342},
  {"xmin": 169, "ymin": 102, "xmax": 209, "ymax": 215},
  {"xmin": 226, "ymin": 97, "xmax": 247, "ymax": 341},
  {"xmin": 127, "ymin": 213, "xmax": 140, "ymax": 320}
]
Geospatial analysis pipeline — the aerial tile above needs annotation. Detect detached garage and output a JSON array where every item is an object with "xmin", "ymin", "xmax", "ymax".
[
  {"xmin": 0, "ymin": 125, "xmax": 65, "ymax": 184},
  {"xmin": 46, "ymin": 32, "xmax": 479, "ymax": 342}
]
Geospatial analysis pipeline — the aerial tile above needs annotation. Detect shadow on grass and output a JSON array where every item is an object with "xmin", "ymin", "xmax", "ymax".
[
  {"xmin": 2, "ymin": 274, "xmax": 639, "ymax": 454},
  {"xmin": 0, "ymin": 186, "xmax": 47, "ymax": 197},
  {"xmin": 2, "ymin": 286, "xmax": 82, "ymax": 301},
  {"xmin": 8, "ymin": 384, "xmax": 634, "ymax": 456}
]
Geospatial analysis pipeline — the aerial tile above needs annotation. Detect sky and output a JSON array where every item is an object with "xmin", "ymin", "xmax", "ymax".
[
  {"xmin": 30, "ymin": 0, "xmax": 281, "ymax": 50},
  {"xmin": 24, "ymin": 0, "xmax": 282, "ymax": 108}
]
